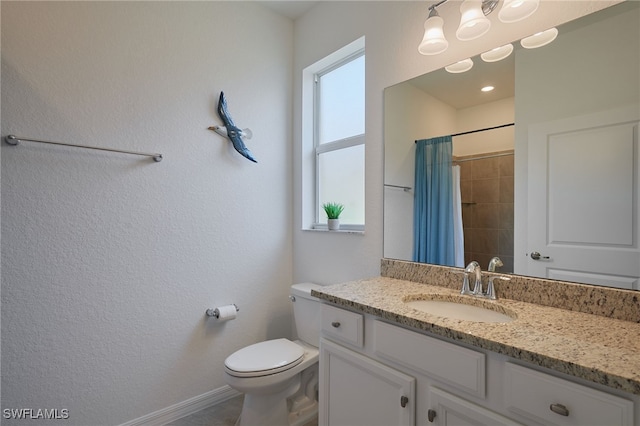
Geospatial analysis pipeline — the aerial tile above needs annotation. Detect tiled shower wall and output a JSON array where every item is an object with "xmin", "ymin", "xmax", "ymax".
[{"xmin": 457, "ymin": 151, "xmax": 514, "ymax": 273}]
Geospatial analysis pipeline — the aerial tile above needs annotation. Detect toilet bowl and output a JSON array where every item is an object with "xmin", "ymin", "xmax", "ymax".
[{"xmin": 224, "ymin": 283, "xmax": 322, "ymax": 426}]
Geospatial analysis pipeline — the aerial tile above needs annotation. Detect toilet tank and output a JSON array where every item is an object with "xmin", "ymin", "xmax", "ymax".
[{"xmin": 290, "ymin": 283, "xmax": 322, "ymax": 347}]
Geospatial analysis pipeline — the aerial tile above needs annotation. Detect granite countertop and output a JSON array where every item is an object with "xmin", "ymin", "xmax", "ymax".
[{"xmin": 313, "ymin": 276, "xmax": 640, "ymax": 396}]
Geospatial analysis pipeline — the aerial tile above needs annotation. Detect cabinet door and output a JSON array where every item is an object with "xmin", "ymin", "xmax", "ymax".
[
  {"xmin": 319, "ymin": 338, "xmax": 415, "ymax": 426},
  {"xmin": 429, "ymin": 387, "xmax": 522, "ymax": 426}
]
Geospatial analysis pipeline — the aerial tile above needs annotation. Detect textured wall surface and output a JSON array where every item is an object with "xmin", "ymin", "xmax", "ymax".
[{"xmin": 1, "ymin": 2, "xmax": 293, "ymax": 424}]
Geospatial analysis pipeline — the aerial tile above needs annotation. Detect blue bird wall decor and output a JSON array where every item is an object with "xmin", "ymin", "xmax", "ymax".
[{"xmin": 208, "ymin": 92, "xmax": 257, "ymax": 163}]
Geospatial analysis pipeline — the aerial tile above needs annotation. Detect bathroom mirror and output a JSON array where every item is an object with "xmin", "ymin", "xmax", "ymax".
[{"xmin": 383, "ymin": 1, "xmax": 640, "ymax": 290}]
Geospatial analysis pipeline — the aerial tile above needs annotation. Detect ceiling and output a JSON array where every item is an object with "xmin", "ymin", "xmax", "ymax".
[
  {"xmin": 261, "ymin": 1, "xmax": 319, "ymax": 19},
  {"xmin": 405, "ymin": 52, "xmax": 515, "ymax": 110}
]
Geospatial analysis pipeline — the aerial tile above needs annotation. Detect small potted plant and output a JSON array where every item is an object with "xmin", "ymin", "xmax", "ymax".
[{"xmin": 323, "ymin": 202, "xmax": 344, "ymax": 231}]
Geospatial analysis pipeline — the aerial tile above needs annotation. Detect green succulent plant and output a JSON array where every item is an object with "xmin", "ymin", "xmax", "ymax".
[{"xmin": 322, "ymin": 202, "xmax": 345, "ymax": 220}]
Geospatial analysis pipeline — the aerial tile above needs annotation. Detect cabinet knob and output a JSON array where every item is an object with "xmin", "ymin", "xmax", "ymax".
[
  {"xmin": 550, "ymin": 403, "xmax": 570, "ymax": 417},
  {"xmin": 400, "ymin": 396, "xmax": 409, "ymax": 408},
  {"xmin": 427, "ymin": 409, "xmax": 437, "ymax": 422},
  {"xmin": 331, "ymin": 321, "xmax": 341, "ymax": 328}
]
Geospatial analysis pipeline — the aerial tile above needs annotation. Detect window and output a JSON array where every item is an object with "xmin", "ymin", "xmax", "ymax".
[{"xmin": 303, "ymin": 38, "xmax": 365, "ymax": 231}]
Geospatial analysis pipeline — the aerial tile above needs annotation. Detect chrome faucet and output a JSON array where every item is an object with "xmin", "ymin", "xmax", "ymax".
[
  {"xmin": 462, "ymin": 260, "xmax": 508, "ymax": 299},
  {"xmin": 488, "ymin": 257, "xmax": 503, "ymax": 272},
  {"xmin": 461, "ymin": 261, "xmax": 482, "ymax": 296}
]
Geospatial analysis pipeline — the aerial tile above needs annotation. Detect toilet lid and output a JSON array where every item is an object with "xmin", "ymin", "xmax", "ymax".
[{"xmin": 225, "ymin": 338, "xmax": 305, "ymax": 377}]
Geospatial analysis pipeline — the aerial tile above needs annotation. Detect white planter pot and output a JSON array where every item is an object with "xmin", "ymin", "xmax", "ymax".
[{"xmin": 328, "ymin": 219, "xmax": 340, "ymax": 231}]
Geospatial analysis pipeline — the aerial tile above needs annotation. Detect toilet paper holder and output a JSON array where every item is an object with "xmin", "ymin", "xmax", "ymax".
[{"xmin": 206, "ymin": 304, "xmax": 239, "ymax": 318}]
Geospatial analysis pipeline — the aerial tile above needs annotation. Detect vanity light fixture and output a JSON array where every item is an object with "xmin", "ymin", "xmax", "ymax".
[
  {"xmin": 480, "ymin": 43, "xmax": 514, "ymax": 62},
  {"xmin": 418, "ymin": 0, "xmax": 540, "ymax": 56},
  {"xmin": 521, "ymin": 27, "xmax": 558, "ymax": 49},
  {"xmin": 445, "ymin": 58, "xmax": 474, "ymax": 73},
  {"xmin": 498, "ymin": 0, "xmax": 540, "ymax": 23}
]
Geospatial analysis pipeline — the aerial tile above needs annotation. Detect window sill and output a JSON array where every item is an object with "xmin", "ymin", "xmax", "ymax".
[{"xmin": 302, "ymin": 228, "xmax": 365, "ymax": 235}]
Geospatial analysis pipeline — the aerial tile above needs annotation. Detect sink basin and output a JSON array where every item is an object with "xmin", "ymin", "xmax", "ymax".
[{"xmin": 404, "ymin": 296, "xmax": 516, "ymax": 323}]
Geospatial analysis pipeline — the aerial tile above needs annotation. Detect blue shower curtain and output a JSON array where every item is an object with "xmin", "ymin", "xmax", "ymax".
[{"xmin": 413, "ymin": 136, "xmax": 456, "ymax": 265}]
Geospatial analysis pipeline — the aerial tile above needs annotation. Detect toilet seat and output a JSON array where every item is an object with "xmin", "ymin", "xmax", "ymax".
[{"xmin": 225, "ymin": 338, "xmax": 305, "ymax": 378}]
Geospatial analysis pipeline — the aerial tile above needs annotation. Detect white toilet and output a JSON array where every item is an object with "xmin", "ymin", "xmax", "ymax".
[{"xmin": 224, "ymin": 283, "xmax": 322, "ymax": 426}]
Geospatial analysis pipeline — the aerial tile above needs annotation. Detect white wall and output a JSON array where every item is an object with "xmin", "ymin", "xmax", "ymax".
[
  {"xmin": 1, "ymin": 2, "xmax": 293, "ymax": 424},
  {"xmin": 292, "ymin": 0, "xmax": 619, "ymax": 286},
  {"xmin": 454, "ymin": 97, "xmax": 514, "ymax": 157}
]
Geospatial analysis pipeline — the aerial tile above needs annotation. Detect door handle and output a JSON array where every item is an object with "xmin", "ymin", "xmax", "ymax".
[{"xmin": 530, "ymin": 251, "xmax": 550, "ymax": 260}]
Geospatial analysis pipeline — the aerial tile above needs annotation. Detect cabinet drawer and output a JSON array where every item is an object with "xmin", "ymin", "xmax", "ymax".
[
  {"xmin": 320, "ymin": 304, "xmax": 364, "ymax": 348},
  {"xmin": 504, "ymin": 363, "xmax": 634, "ymax": 426},
  {"xmin": 373, "ymin": 320, "xmax": 485, "ymax": 398}
]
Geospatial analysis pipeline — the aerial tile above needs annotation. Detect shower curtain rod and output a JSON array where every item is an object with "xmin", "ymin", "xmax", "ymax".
[{"xmin": 414, "ymin": 122, "xmax": 514, "ymax": 143}]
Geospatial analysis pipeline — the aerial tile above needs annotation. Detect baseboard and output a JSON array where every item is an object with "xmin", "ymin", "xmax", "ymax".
[{"xmin": 119, "ymin": 385, "xmax": 242, "ymax": 426}]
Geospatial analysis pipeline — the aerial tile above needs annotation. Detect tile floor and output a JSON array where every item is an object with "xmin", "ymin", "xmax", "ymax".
[
  {"xmin": 165, "ymin": 394, "xmax": 318, "ymax": 426},
  {"xmin": 165, "ymin": 395, "xmax": 243, "ymax": 426}
]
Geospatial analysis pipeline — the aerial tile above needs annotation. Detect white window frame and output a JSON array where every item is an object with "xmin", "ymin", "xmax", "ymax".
[{"xmin": 302, "ymin": 37, "xmax": 365, "ymax": 232}]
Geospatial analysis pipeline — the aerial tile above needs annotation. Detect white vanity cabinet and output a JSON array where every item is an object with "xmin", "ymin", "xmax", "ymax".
[
  {"xmin": 319, "ymin": 303, "xmax": 639, "ymax": 426},
  {"xmin": 319, "ymin": 303, "xmax": 508, "ymax": 426}
]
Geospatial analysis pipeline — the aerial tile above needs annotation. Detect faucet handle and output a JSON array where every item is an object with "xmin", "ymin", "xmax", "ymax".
[
  {"xmin": 485, "ymin": 275, "xmax": 511, "ymax": 300},
  {"xmin": 488, "ymin": 256, "xmax": 503, "ymax": 272}
]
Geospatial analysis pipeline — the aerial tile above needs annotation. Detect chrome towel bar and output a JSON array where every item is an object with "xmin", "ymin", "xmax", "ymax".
[
  {"xmin": 5, "ymin": 135, "xmax": 163, "ymax": 162},
  {"xmin": 384, "ymin": 183, "xmax": 412, "ymax": 192}
]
